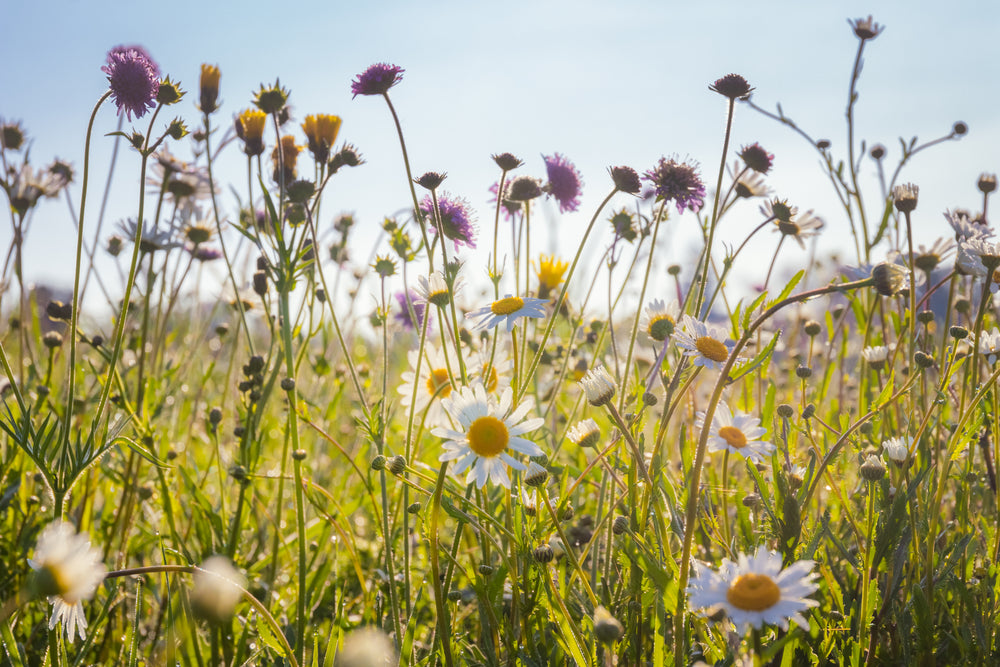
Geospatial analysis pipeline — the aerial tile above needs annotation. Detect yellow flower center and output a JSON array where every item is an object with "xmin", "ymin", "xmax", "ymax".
[
  {"xmin": 480, "ymin": 363, "xmax": 499, "ymax": 393},
  {"xmin": 425, "ymin": 368, "xmax": 452, "ymax": 399},
  {"xmin": 491, "ymin": 296, "xmax": 524, "ymax": 316},
  {"xmin": 726, "ymin": 573, "xmax": 781, "ymax": 611},
  {"xmin": 695, "ymin": 336, "xmax": 728, "ymax": 362},
  {"xmin": 992, "ymin": 269, "xmax": 1000, "ymax": 285},
  {"xmin": 467, "ymin": 415, "xmax": 510, "ymax": 458},
  {"xmin": 718, "ymin": 426, "xmax": 747, "ymax": 448}
]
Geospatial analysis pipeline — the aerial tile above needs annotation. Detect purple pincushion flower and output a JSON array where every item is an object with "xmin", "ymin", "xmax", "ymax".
[
  {"xmin": 394, "ymin": 290, "xmax": 427, "ymax": 331},
  {"xmin": 543, "ymin": 153, "xmax": 583, "ymax": 213},
  {"xmin": 420, "ymin": 193, "xmax": 477, "ymax": 251},
  {"xmin": 489, "ymin": 182, "xmax": 522, "ymax": 222},
  {"xmin": 351, "ymin": 63, "xmax": 404, "ymax": 98},
  {"xmin": 102, "ymin": 45, "xmax": 161, "ymax": 121},
  {"xmin": 643, "ymin": 157, "xmax": 706, "ymax": 213}
]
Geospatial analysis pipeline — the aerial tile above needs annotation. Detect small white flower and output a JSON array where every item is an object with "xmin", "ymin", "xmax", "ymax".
[
  {"xmin": 673, "ymin": 315, "xmax": 737, "ymax": 371},
  {"xmin": 191, "ymin": 556, "xmax": 247, "ymax": 623},
  {"xmin": 578, "ymin": 365, "xmax": 617, "ymax": 406},
  {"xmin": 979, "ymin": 327, "xmax": 1000, "ymax": 365},
  {"xmin": 956, "ymin": 237, "xmax": 1000, "ymax": 277},
  {"xmin": 882, "ymin": 436, "xmax": 913, "ymax": 463},
  {"xmin": 774, "ymin": 210, "xmax": 824, "ymax": 249},
  {"xmin": 432, "ymin": 383, "xmax": 544, "ymax": 488},
  {"xmin": 640, "ymin": 299, "xmax": 681, "ymax": 342},
  {"xmin": 336, "ymin": 627, "xmax": 398, "ymax": 667},
  {"xmin": 696, "ymin": 402, "xmax": 775, "ymax": 463},
  {"xmin": 945, "ymin": 209, "xmax": 992, "ymax": 242},
  {"xmin": 28, "ymin": 521, "xmax": 107, "ymax": 641},
  {"xmin": 687, "ymin": 545, "xmax": 819, "ymax": 632},
  {"xmin": 471, "ymin": 344, "xmax": 514, "ymax": 396},
  {"xmin": 862, "ymin": 345, "xmax": 891, "ymax": 371},
  {"xmin": 415, "ymin": 270, "xmax": 453, "ymax": 307},
  {"xmin": 566, "ymin": 418, "xmax": 601, "ymax": 449},
  {"xmin": 466, "ymin": 294, "xmax": 547, "ymax": 332},
  {"xmin": 397, "ymin": 344, "xmax": 458, "ymax": 428}
]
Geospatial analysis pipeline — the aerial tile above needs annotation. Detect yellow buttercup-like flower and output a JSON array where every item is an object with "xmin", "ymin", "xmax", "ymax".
[
  {"xmin": 535, "ymin": 254, "xmax": 568, "ymax": 298},
  {"xmin": 235, "ymin": 109, "xmax": 267, "ymax": 156},
  {"xmin": 302, "ymin": 114, "xmax": 342, "ymax": 163}
]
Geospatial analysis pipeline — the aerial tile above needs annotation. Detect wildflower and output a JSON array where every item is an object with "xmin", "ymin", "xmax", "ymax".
[
  {"xmin": 156, "ymin": 77, "xmax": 184, "ymax": 105},
  {"xmin": 199, "ymin": 64, "xmax": 221, "ymax": 114},
  {"xmin": 893, "ymin": 183, "xmax": 919, "ymax": 213},
  {"xmin": 882, "ymin": 436, "xmax": 913, "ymax": 464},
  {"xmin": 609, "ymin": 166, "xmax": 642, "ymax": 194},
  {"xmin": 861, "ymin": 345, "xmax": 890, "ymax": 371},
  {"xmin": 506, "ymin": 176, "xmax": 544, "ymax": 202},
  {"xmin": 235, "ymin": 109, "xmax": 267, "ymax": 156},
  {"xmin": 696, "ymin": 402, "xmax": 775, "ymax": 463},
  {"xmin": 372, "ymin": 256, "xmax": 397, "ymax": 278},
  {"xmin": 738, "ymin": 143, "xmax": 773, "ymax": 174},
  {"xmin": 774, "ymin": 210, "xmax": 824, "ymax": 249},
  {"xmin": 535, "ymin": 254, "xmax": 568, "ymax": 299},
  {"xmin": 301, "ymin": 114, "xmax": 342, "ymax": 163},
  {"xmin": 953, "ymin": 121, "xmax": 968, "ymax": 136},
  {"xmin": 192, "ymin": 246, "xmax": 222, "ymax": 262},
  {"xmin": 271, "ymin": 135, "xmax": 301, "ymax": 184},
  {"xmin": 913, "ymin": 237, "xmax": 955, "ymax": 273},
  {"xmin": 492, "ymin": 152, "xmax": 523, "ymax": 171},
  {"xmin": 566, "ymin": 418, "xmax": 601, "ymax": 449},
  {"xmin": 253, "ymin": 80, "xmax": 289, "ymax": 114},
  {"xmin": 979, "ymin": 327, "xmax": 1000, "ymax": 364},
  {"xmin": 673, "ymin": 315, "xmax": 737, "ymax": 370},
  {"xmin": 329, "ymin": 144, "xmax": 365, "ymax": 173},
  {"xmin": 957, "ymin": 237, "xmax": 1000, "ymax": 279},
  {"xmin": 870, "ymin": 144, "xmax": 886, "ymax": 160},
  {"xmin": 760, "ymin": 197, "xmax": 796, "ymax": 223},
  {"xmin": 432, "ymin": 383, "xmax": 544, "ymax": 488},
  {"xmin": 118, "ymin": 218, "xmax": 184, "ymax": 254},
  {"xmin": 978, "ymin": 173, "xmax": 998, "ymax": 195},
  {"xmin": 849, "ymin": 15, "xmax": 884, "ymax": 41},
  {"xmin": 687, "ymin": 545, "xmax": 819, "ymax": 632},
  {"xmin": 398, "ymin": 344, "xmax": 457, "ymax": 427},
  {"xmin": 351, "ymin": 63, "xmax": 404, "ymax": 97},
  {"xmin": 0, "ymin": 119, "xmax": 25, "ymax": 150},
  {"xmin": 643, "ymin": 156, "xmax": 706, "ymax": 213},
  {"xmin": 946, "ymin": 209, "xmax": 992, "ymax": 242},
  {"xmin": 542, "ymin": 153, "xmax": 583, "ymax": 213},
  {"xmin": 415, "ymin": 271, "xmax": 451, "ymax": 307},
  {"xmin": 524, "ymin": 460, "xmax": 549, "ymax": 487},
  {"xmin": 394, "ymin": 290, "xmax": 427, "ymax": 331},
  {"xmin": 8, "ymin": 164, "xmax": 61, "ymax": 215},
  {"xmin": 870, "ymin": 262, "xmax": 909, "ymax": 297},
  {"xmin": 609, "ymin": 209, "xmax": 638, "ymax": 242},
  {"xmin": 336, "ymin": 627, "xmax": 398, "ymax": 667},
  {"xmin": 472, "ymin": 345, "xmax": 513, "ymax": 395},
  {"xmin": 641, "ymin": 299, "xmax": 680, "ymax": 342},
  {"xmin": 709, "ymin": 74, "xmax": 754, "ymax": 101},
  {"xmin": 578, "ymin": 365, "xmax": 616, "ymax": 407},
  {"xmin": 415, "ymin": 171, "xmax": 447, "ymax": 191},
  {"xmin": 190, "ymin": 556, "xmax": 246, "ymax": 623},
  {"xmin": 489, "ymin": 181, "xmax": 522, "ymax": 221},
  {"xmin": 466, "ymin": 294, "xmax": 547, "ymax": 332},
  {"xmin": 102, "ymin": 45, "xmax": 160, "ymax": 121},
  {"xmin": 420, "ymin": 193, "xmax": 477, "ymax": 250},
  {"xmin": 733, "ymin": 169, "xmax": 770, "ymax": 199},
  {"xmin": 28, "ymin": 521, "xmax": 106, "ymax": 641},
  {"xmin": 859, "ymin": 454, "xmax": 887, "ymax": 481}
]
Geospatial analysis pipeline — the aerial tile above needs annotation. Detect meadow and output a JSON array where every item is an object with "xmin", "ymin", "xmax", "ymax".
[{"xmin": 2, "ymin": 13, "xmax": 1000, "ymax": 666}]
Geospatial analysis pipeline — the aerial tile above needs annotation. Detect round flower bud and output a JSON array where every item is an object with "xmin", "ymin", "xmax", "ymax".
[
  {"xmin": 252, "ymin": 270, "xmax": 268, "ymax": 296},
  {"xmin": 859, "ymin": 422, "xmax": 874, "ymax": 436},
  {"xmin": 292, "ymin": 449, "xmax": 307, "ymax": 461},
  {"xmin": 893, "ymin": 183, "xmax": 919, "ymax": 213},
  {"xmin": 816, "ymin": 139, "xmax": 831, "ymax": 150},
  {"xmin": 917, "ymin": 310, "xmax": 935, "ymax": 325},
  {"xmin": 953, "ymin": 121, "xmax": 968, "ymax": 136},
  {"xmin": 742, "ymin": 493, "xmax": 761, "ymax": 509},
  {"xmin": 801, "ymin": 404, "xmax": 816, "ymax": 420},
  {"xmin": 90, "ymin": 335, "xmax": 104, "ymax": 348},
  {"xmin": 388, "ymin": 455, "xmax": 406, "ymax": 476},
  {"xmin": 247, "ymin": 355, "xmax": 265, "ymax": 374},
  {"xmin": 209, "ymin": 407, "xmax": 223, "ymax": 425},
  {"xmin": 447, "ymin": 590, "xmax": 463, "ymax": 602},
  {"xmin": 955, "ymin": 298, "xmax": 971, "ymax": 315},
  {"xmin": 978, "ymin": 173, "xmax": 998, "ymax": 195},
  {"xmin": 478, "ymin": 564, "xmax": 494, "ymax": 576},
  {"xmin": 593, "ymin": 606, "xmax": 625, "ymax": 644},
  {"xmin": 776, "ymin": 403, "xmax": 795, "ymax": 419},
  {"xmin": 795, "ymin": 365, "xmax": 812, "ymax": 379},
  {"xmin": 407, "ymin": 502, "xmax": 422, "ymax": 514},
  {"xmin": 371, "ymin": 455, "xmax": 387, "ymax": 471},
  {"xmin": 492, "ymin": 152, "xmax": 523, "ymax": 172},
  {"xmin": 532, "ymin": 544, "xmax": 554, "ymax": 564},
  {"xmin": 803, "ymin": 320, "xmax": 822, "ymax": 337},
  {"xmin": 859, "ymin": 454, "xmax": 886, "ymax": 481},
  {"xmin": 523, "ymin": 461, "xmax": 548, "ymax": 487},
  {"xmin": 281, "ymin": 378, "xmax": 296, "ymax": 391},
  {"xmin": 914, "ymin": 351, "xmax": 934, "ymax": 369},
  {"xmin": 42, "ymin": 332, "xmax": 64, "ymax": 349},
  {"xmin": 950, "ymin": 326, "xmax": 969, "ymax": 340},
  {"xmin": 871, "ymin": 262, "xmax": 908, "ymax": 297},
  {"xmin": 229, "ymin": 465, "xmax": 247, "ymax": 482},
  {"xmin": 869, "ymin": 144, "xmax": 886, "ymax": 160},
  {"xmin": 233, "ymin": 426, "xmax": 246, "ymax": 438},
  {"xmin": 642, "ymin": 392, "xmax": 658, "ymax": 406},
  {"xmin": 612, "ymin": 515, "xmax": 629, "ymax": 535},
  {"xmin": 579, "ymin": 365, "xmax": 616, "ymax": 407}
]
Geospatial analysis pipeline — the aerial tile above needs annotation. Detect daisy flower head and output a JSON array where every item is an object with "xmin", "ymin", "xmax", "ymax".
[
  {"xmin": 979, "ymin": 327, "xmax": 1000, "ymax": 365},
  {"xmin": 913, "ymin": 237, "xmax": 956, "ymax": 274},
  {"xmin": 579, "ymin": 365, "xmax": 616, "ymax": 407},
  {"xmin": 543, "ymin": 153, "xmax": 583, "ymax": 213},
  {"xmin": 472, "ymin": 344, "xmax": 513, "ymax": 395},
  {"xmin": 415, "ymin": 270, "xmax": 455, "ymax": 308},
  {"xmin": 420, "ymin": 193, "xmax": 477, "ymax": 251},
  {"xmin": 673, "ymin": 315, "xmax": 737, "ymax": 370},
  {"xmin": 351, "ymin": 63, "xmax": 404, "ymax": 98},
  {"xmin": 729, "ymin": 160, "xmax": 770, "ymax": 199},
  {"xmin": 957, "ymin": 236, "xmax": 1000, "ymax": 277},
  {"xmin": 882, "ymin": 436, "xmax": 913, "ymax": 464},
  {"xmin": 398, "ymin": 344, "xmax": 458, "ymax": 427},
  {"xmin": 28, "ymin": 521, "xmax": 107, "ymax": 641},
  {"xmin": 466, "ymin": 294, "xmax": 547, "ymax": 332},
  {"xmin": 774, "ymin": 210, "xmax": 824, "ymax": 249},
  {"xmin": 640, "ymin": 299, "xmax": 681, "ymax": 342},
  {"xmin": 861, "ymin": 345, "xmax": 890, "ymax": 371},
  {"xmin": 643, "ymin": 156, "xmax": 706, "ymax": 213},
  {"xmin": 946, "ymin": 209, "xmax": 992, "ymax": 242},
  {"xmin": 566, "ymin": 418, "xmax": 601, "ymax": 449},
  {"xmin": 190, "ymin": 556, "xmax": 247, "ymax": 624},
  {"xmin": 432, "ymin": 383, "xmax": 545, "ymax": 489},
  {"xmin": 102, "ymin": 45, "xmax": 160, "ymax": 121},
  {"xmin": 687, "ymin": 545, "xmax": 819, "ymax": 632},
  {"xmin": 696, "ymin": 402, "xmax": 775, "ymax": 463}
]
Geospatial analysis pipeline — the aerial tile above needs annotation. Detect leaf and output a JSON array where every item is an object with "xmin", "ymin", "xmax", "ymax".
[{"xmin": 256, "ymin": 611, "xmax": 290, "ymax": 659}]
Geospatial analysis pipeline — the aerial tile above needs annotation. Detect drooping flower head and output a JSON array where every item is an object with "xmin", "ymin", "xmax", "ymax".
[
  {"xmin": 432, "ymin": 383, "xmax": 545, "ymax": 488},
  {"xmin": 102, "ymin": 45, "xmax": 160, "ymax": 121},
  {"xmin": 979, "ymin": 327, "xmax": 1000, "ymax": 365},
  {"xmin": 687, "ymin": 545, "xmax": 819, "ymax": 632},
  {"xmin": 609, "ymin": 165, "xmax": 642, "ymax": 194},
  {"xmin": 351, "ymin": 63, "xmax": 404, "ymax": 98},
  {"xmin": 420, "ymin": 193, "xmax": 477, "ymax": 250},
  {"xmin": 543, "ymin": 153, "xmax": 583, "ymax": 213},
  {"xmin": 643, "ymin": 157, "xmax": 706, "ymax": 213}
]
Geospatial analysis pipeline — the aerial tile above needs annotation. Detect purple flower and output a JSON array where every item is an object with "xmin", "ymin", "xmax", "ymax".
[
  {"xmin": 420, "ymin": 193, "xmax": 477, "ymax": 250},
  {"xmin": 489, "ymin": 182, "xmax": 521, "ymax": 222},
  {"xmin": 543, "ymin": 153, "xmax": 583, "ymax": 213},
  {"xmin": 102, "ymin": 45, "xmax": 160, "ymax": 121},
  {"xmin": 351, "ymin": 63, "xmax": 404, "ymax": 98},
  {"xmin": 643, "ymin": 157, "xmax": 706, "ymax": 213},
  {"xmin": 395, "ymin": 290, "xmax": 427, "ymax": 331}
]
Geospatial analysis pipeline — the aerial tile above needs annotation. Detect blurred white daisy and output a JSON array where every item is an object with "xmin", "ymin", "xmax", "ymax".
[
  {"xmin": 472, "ymin": 344, "xmax": 514, "ymax": 395},
  {"xmin": 416, "ymin": 270, "xmax": 463, "ymax": 308},
  {"xmin": 466, "ymin": 294, "xmax": 547, "ymax": 332},
  {"xmin": 566, "ymin": 418, "xmax": 601, "ymax": 449},
  {"xmin": 673, "ymin": 315, "xmax": 737, "ymax": 370},
  {"xmin": 979, "ymin": 327, "xmax": 1000, "ymax": 365},
  {"xmin": 432, "ymin": 383, "xmax": 544, "ymax": 488},
  {"xmin": 28, "ymin": 521, "xmax": 106, "ymax": 641},
  {"xmin": 397, "ymin": 344, "xmax": 458, "ymax": 428},
  {"xmin": 687, "ymin": 545, "xmax": 819, "ymax": 632},
  {"xmin": 945, "ymin": 209, "xmax": 992, "ymax": 242},
  {"xmin": 956, "ymin": 237, "xmax": 1000, "ymax": 277},
  {"xmin": 578, "ymin": 364, "xmax": 616, "ymax": 406},
  {"xmin": 861, "ymin": 345, "xmax": 890, "ymax": 371},
  {"xmin": 696, "ymin": 402, "xmax": 774, "ymax": 463},
  {"xmin": 882, "ymin": 436, "xmax": 913, "ymax": 464},
  {"xmin": 190, "ymin": 556, "xmax": 247, "ymax": 623},
  {"xmin": 774, "ymin": 210, "xmax": 824, "ymax": 249},
  {"xmin": 640, "ymin": 299, "xmax": 681, "ymax": 342}
]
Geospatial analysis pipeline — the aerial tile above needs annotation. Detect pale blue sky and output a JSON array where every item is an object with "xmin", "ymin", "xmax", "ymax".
[{"xmin": 2, "ymin": 1, "xmax": 998, "ymax": 309}]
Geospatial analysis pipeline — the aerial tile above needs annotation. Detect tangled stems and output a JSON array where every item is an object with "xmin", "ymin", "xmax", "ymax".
[{"xmin": 672, "ymin": 275, "xmax": 874, "ymax": 664}]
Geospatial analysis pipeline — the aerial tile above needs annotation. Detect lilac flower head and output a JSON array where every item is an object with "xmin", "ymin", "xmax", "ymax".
[
  {"xmin": 643, "ymin": 157, "xmax": 706, "ymax": 213},
  {"xmin": 394, "ymin": 290, "xmax": 427, "ymax": 331},
  {"xmin": 489, "ymin": 182, "xmax": 522, "ymax": 222},
  {"xmin": 102, "ymin": 45, "xmax": 161, "ymax": 121},
  {"xmin": 543, "ymin": 153, "xmax": 583, "ymax": 213},
  {"xmin": 351, "ymin": 63, "xmax": 404, "ymax": 98},
  {"xmin": 420, "ymin": 193, "xmax": 477, "ymax": 250}
]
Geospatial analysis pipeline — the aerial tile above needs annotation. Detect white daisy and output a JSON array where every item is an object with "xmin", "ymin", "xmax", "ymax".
[
  {"xmin": 945, "ymin": 209, "xmax": 992, "ymax": 242},
  {"xmin": 979, "ymin": 327, "xmax": 1000, "ymax": 365},
  {"xmin": 190, "ymin": 556, "xmax": 247, "ymax": 623},
  {"xmin": 466, "ymin": 294, "xmax": 547, "ymax": 332},
  {"xmin": 861, "ymin": 345, "xmax": 890, "ymax": 371},
  {"xmin": 672, "ymin": 315, "xmax": 737, "ymax": 371},
  {"xmin": 696, "ymin": 402, "xmax": 775, "ymax": 463},
  {"xmin": 416, "ymin": 270, "xmax": 463, "ymax": 308},
  {"xmin": 882, "ymin": 436, "xmax": 913, "ymax": 463},
  {"xmin": 640, "ymin": 299, "xmax": 681, "ymax": 342},
  {"xmin": 28, "ymin": 521, "xmax": 107, "ymax": 641},
  {"xmin": 773, "ymin": 210, "xmax": 824, "ymax": 249},
  {"xmin": 956, "ymin": 237, "xmax": 1000, "ymax": 277},
  {"xmin": 578, "ymin": 364, "xmax": 617, "ymax": 407},
  {"xmin": 472, "ymin": 344, "xmax": 514, "ymax": 396},
  {"xmin": 687, "ymin": 545, "xmax": 819, "ymax": 632},
  {"xmin": 566, "ymin": 418, "xmax": 601, "ymax": 449},
  {"xmin": 432, "ymin": 383, "xmax": 545, "ymax": 488},
  {"xmin": 912, "ymin": 237, "xmax": 955, "ymax": 274},
  {"xmin": 397, "ymin": 344, "xmax": 458, "ymax": 428}
]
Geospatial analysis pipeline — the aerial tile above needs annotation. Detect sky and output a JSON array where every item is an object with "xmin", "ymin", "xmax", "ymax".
[{"xmin": 2, "ymin": 0, "xmax": 999, "ymax": 315}]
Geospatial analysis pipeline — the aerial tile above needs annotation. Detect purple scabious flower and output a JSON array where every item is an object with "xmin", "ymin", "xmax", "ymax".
[
  {"xmin": 489, "ymin": 182, "xmax": 521, "ymax": 222},
  {"xmin": 543, "ymin": 153, "xmax": 583, "ymax": 213},
  {"xmin": 102, "ymin": 45, "xmax": 160, "ymax": 121},
  {"xmin": 351, "ymin": 63, "xmax": 404, "ymax": 98},
  {"xmin": 395, "ymin": 290, "xmax": 427, "ymax": 331},
  {"xmin": 420, "ymin": 193, "xmax": 477, "ymax": 250},
  {"xmin": 643, "ymin": 157, "xmax": 706, "ymax": 213}
]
